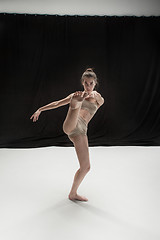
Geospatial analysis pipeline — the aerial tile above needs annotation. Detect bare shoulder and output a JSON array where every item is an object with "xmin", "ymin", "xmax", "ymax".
[{"xmin": 94, "ymin": 90, "xmax": 103, "ymax": 96}]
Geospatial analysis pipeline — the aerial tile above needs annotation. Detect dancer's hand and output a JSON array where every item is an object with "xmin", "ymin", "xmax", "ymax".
[
  {"xmin": 88, "ymin": 91, "xmax": 98, "ymax": 98},
  {"xmin": 90, "ymin": 91, "xmax": 104, "ymax": 105},
  {"xmin": 82, "ymin": 91, "xmax": 89, "ymax": 98},
  {"xmin": 30, "ymin": 109, "xmax": 41, "ymax": 122}
]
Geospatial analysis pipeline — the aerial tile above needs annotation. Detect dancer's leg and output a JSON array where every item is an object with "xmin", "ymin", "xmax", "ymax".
[
  {"xmin": 63, "ymin": 91, "xmax": 88, "ymax": 134},
  {"xmin": 68, "ymin": 134, "xmax": 90, "ymax": 201}
]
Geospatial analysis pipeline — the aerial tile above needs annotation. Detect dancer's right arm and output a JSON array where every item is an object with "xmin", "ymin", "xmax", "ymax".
[{"xmin": 30, "ymin": 93, "xmax": 74, "ymax": 122}]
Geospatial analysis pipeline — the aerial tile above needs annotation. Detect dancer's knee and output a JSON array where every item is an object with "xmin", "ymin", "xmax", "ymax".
[
  {"xmin": 80, "ymin": 164, "xmax": 91, "ymax": 172},
  {"xmin": 62, "ymin": 121, "xmax": 67, "ymax": 134},
  {"xmin": 63, "ymin": 121, "xmax": 72, "ymax": 134}
]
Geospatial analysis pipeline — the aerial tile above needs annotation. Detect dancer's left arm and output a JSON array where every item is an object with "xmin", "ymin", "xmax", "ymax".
[{"xmin": 93, "ymin": 91, "xmax": 105, "ymax": 106}]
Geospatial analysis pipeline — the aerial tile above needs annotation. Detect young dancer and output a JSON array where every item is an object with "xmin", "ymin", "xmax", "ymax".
[{"xmin": 30, "ymin": 68, "xmax": 104, "ymax": 201}]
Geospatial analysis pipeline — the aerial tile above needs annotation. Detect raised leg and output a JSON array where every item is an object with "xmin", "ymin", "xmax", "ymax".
[
  {"xmin": 68, "ymin": 134, "xmax": 90, "ymax": 201},
  {"xmin": 63, "ymin": 91, "xmax": 88, "ymax": 135}
]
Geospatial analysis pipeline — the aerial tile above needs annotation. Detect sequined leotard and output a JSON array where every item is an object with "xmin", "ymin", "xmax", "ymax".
[
  {"xmin": 68, "ymin": 99, "xmax": 98, "ymax": 138},
  {"xmin": 81, "ymin": 99, "xmax": 98, "ymax": 116}
]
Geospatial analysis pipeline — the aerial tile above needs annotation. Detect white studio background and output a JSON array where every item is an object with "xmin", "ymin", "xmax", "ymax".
[{"xmin": 0, "ymin": 0, "xmax": 160, "ymax": 16}]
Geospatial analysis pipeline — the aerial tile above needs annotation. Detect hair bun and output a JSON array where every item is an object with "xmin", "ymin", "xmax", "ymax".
[{"xmin": 86, "ymin": 68, "xmax": 94, "ymax": 72}]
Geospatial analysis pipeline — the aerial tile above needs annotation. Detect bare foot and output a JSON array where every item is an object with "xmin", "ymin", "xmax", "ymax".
[
  {"xmin": 68, "ymin": 193, "xmax": 88, "ymax": 201},
  {"xmin": 70, "ymin": 91, "xmax": 88, "ymax": 109}
]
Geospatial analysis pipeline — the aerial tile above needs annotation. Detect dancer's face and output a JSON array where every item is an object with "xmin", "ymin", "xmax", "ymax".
[{"xmin": 82, "ymin": 77, "xmax": 96, "ymax": 94}]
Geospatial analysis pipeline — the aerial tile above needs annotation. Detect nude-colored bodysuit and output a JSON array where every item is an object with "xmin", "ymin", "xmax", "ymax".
[{"xmin": 68, "ymin": 99, "xmax": 98, "ymax": 138}]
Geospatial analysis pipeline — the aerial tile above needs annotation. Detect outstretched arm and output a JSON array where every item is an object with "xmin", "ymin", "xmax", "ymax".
[{"xmin": 30, "ymin": 92, "xmax": 74, "ymax": 122}]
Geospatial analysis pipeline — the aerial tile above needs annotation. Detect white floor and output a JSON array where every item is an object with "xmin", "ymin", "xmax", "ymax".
[{"xmin": 0, "ymin": 146, "xmax": 160, "ymax": 240}]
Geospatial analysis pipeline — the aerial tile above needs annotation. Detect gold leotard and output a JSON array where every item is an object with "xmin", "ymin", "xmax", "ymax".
[
  {"xmin": 81, "ymin": 99, "xmax": 98, "ymax": 116},
  {"xmin": 68, "ymin": 99, "xmax": 98, "ymax": 138}
]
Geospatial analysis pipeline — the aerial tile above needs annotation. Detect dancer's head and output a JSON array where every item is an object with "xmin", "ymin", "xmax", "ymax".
[{"xmin": 81, "ymin": 68, "xmax": 99, "ymax": 94}]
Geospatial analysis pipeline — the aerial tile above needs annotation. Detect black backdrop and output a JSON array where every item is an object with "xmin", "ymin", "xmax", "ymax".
[{"xmin": 0, "ymin": 13, "xmax": 160, "ymax": 148}]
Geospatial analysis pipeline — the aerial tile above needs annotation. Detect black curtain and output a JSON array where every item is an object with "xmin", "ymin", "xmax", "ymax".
[{"xmin": 0, "ymin": 13, "xmax": 160, "ymax": 148}]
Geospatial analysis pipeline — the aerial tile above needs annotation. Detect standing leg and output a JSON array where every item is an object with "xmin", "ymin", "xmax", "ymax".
[{"xmin": 68, "ymin": 134, "xmax": 90, "ymax": 201}]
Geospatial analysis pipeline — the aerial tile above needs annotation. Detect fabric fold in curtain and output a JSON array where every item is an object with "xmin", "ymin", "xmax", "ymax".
[{"xmin": 0, "ymin": 13, "xmax": 160, "ymax": 147}]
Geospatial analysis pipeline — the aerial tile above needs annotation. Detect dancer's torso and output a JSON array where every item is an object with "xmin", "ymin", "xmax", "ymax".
[{"xmin": 79, "ymin": 97, "xmax": 99, "ymax": 124}]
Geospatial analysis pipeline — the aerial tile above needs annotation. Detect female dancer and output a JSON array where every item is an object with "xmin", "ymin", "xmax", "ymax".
[{"xmin": 30, "ymin": 68, "xmax": 104, "ymax": 201}]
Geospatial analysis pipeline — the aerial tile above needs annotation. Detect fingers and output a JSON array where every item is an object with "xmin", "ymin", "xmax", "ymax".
[
  {"xmin": 30, "ymin": 113, "xmax": 39, "ymax": 122},
  {"xmin": 34, "ymin": 114, "xmax": 39, "ymax": 122},
  {"xmin": 82, "ymin": 91, "xmax": 88, "ymax": 98},
  {"xmin": 74, "ymin": 91, "xmax": 81, "ymax": 94},
  {"xmin": 74, "ymin": 91, "xmax": 86, "ymax": 95},
  {"xmin": 30, "ymin": 114, "xmax": 35, "ymax": 120},
  {"xmin": 73, "ymin": 91, "xmax": 81, "ymax": 97},
  {"xmin": 33, "ymin": 117, "xmax": 38, "ymax": 122},
  {"xmin": 73, "ymin": 91, "xmax": 89, "ymax": 100}
]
